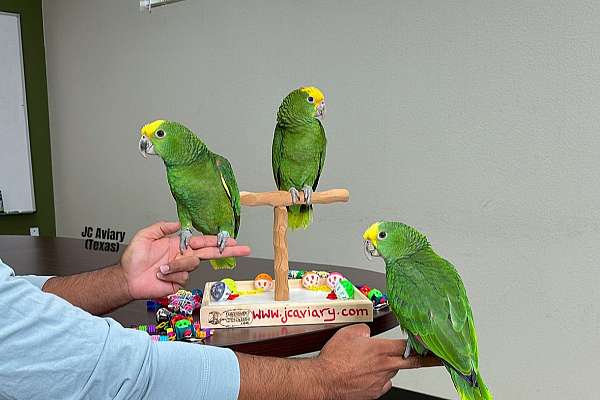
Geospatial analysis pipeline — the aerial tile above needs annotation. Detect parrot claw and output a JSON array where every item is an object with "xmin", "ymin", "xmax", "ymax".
[
  {"xmin": 302, "ymin": 185, "xmax": 313, "ymax": 206},
  {"xmin": 403, "ymin": 341, "xmax": 412, "ymax": 359},
  {"xmin": 217, "ymin": 231, "xmax": 231, "ymax": 253},
  {"xmin": 179, "ymin": 229, "xmax": 193, "ymax": 254},
  {"xmin": 289, "ymin": 187, "xmax": 301, "ymax": 204}
]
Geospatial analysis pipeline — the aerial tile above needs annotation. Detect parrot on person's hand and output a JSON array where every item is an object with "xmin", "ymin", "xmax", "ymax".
[
  {"xmin": 363, "ymin": 221, "xmax": 492, "ymax": 400},
  {"xmin": 272, "ymin": 86, "xmax": 327, "ymax": 229},
  {"xmin": 139, "ymin": 120, "xmax": 240, "ymax": 269}
]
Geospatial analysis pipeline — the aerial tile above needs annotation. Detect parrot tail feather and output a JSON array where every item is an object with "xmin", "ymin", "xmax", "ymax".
[
  {"xmin": 287, "ymin": 204, "xmax": 313, "ymax": 229},
  {"xmin": 449, "ymin": 367, "xmax": 492, "ymax": 400},
  {"xmin": 209, "ymin": 257, "xmax": 236, "ymax": 270}
]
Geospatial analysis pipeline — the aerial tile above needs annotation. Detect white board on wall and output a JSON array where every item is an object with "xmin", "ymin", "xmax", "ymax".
[{"xmin": 0, "ymin": 12, "xmax": 35, "ymax": 214}]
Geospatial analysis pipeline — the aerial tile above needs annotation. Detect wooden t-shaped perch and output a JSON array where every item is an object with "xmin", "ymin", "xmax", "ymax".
[{"xmin": 240, "ymin": 189, "xmax": 350, "ymax": 301}]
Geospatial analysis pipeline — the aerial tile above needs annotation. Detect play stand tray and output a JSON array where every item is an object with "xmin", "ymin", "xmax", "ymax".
[{"xmin": 200, "ymin": 279, "xmax": 373, "ymax": 328}]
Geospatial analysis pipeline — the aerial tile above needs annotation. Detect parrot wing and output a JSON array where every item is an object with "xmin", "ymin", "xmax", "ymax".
[
  {"xmin": 214, "ymin": 155, "xmax": 241, "ymax": 238},
  {"xmin": 311, "ymin": 120, "xmax": 327, "ymax": 191},
  {"xmin": 393, "ymin": 252, "xmax": 479, "ymax": 378},
  {"xmin": 272, "ymin": 124, "xmax": 283, "ymax": 189}
]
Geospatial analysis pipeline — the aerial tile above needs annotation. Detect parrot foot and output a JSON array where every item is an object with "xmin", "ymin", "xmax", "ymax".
[
  {"xmin": 403, "ymin": 341, "xmax": 412, "ymax": 359},
  {"xmin": 179, "ymin": 228, "xmax": 193, "ymax": 254},
  {"xmin": 217, "ymin": 230, "xmax": 231, "ymax": 253},
  {"xmin": 289, "ymin": 187, "xmax": 301, "ymax": 204},
  {"xmin": 302, "ymin": 185, "xmax": 313, "ymax": 206}
]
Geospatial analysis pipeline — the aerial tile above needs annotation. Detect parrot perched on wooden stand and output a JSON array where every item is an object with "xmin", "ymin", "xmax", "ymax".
[
  {"xmin": 363, "ymin": 221, "xmax": 492, "ymax": 400},
  {"xmin": 139, "ymin": 120, "xmax": 240, "ymax": 269},
  {"xmin": 272, "ymin": 86, "xmax": 327, "ymax": 229}
]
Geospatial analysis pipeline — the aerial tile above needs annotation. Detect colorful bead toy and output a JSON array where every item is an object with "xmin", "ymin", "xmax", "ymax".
[
  {"xmin": 221, "ymin": 278, "xmax": 238, "ymax": 294},
  {"xmin": 326, "ymin": 272, "xmax": 344, "ymax": 290},
  {"xmin": 301, "ymin": 271, "xmax": 321, "ymax": 289},
  {"xmin": 316, "ymin": 270, "xmax": 330, "ymax": 279},
  {"xmin": 254, "ymin": 273, "xmax": 273, "ymax": 290},
  {"xmin": 174, "ymin": 319, "xmax": 194, "ymax": 340},
  {"xmin": 166, "ymin": 327, "xmax": 176, "ymax": 341},
  {"xmin": 155, "ymin": 321, "xmax": 169, "ymax": 332},
  {"xmin": 334, "ymin": 279, "xmax": 355, "ymax": 300},
  {"xmin": 367, "ymin": 288, "xmax": 383, "ymax": 302},
  {"xmin": 191, "ymin": 289, "xmax": 203, "ymax": 310},
  {"xmin": 146, "ymin": 300, "xmax": 161, "ymax": 312},
  {"xmin": 168, "ymin": 289, "xmax": 196, "ymax": 315},
  {"xmin": 210, "ymin": 281, "xmax": 231, "ymax": 302},
  {"xmin": 288, "ymin": 269, "xmax": 305, "ymax": 279},
  {"xmin": 156, "ymin": 307, "xmax": 174, "ymax": 323},
  {"xmin": 358, "ymin": 285, "xmax": 371, "ymax": 297}
]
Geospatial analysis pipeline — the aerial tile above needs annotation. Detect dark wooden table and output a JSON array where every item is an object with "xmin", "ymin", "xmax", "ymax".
[{"xmin": 0, "ymin": 235, "xmax": 398, "ymax": 357}]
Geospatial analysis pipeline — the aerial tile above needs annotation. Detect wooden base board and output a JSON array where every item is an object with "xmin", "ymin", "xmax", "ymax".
[{"xmin": 200, "ymin": 279, "xmax": 373, "ymax": 328}]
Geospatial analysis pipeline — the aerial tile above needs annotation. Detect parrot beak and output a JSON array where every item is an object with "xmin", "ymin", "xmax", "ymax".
[
  {"xmin": 316, "ymin": 100, "xmax": 326, "ymax": 119},
  {"xmin": 139, "ymin": 135, "xmax": 155, "ymax": 158},
  {"xmin": 363, "ymin": 240, "xmax": 379, "ymax": 260},
  {"xmin": 363, "ymin": 223, "xmax": 381, "ymax": 259}
]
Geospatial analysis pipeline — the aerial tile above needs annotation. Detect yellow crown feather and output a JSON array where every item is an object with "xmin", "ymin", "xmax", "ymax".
[
  {"xmin": 141, "ymin": 119, "xmax": 165, "ymax": 138},
  {"xmin": 300, "ymin": 86, "xmax": 325, "ymax": 104}
]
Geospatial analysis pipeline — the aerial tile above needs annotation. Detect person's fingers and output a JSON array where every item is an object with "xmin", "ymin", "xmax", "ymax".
[
  {"xmin": 369, "ymin": 338, "xmax": 407, "ymax": 356},
  {"xmin": 159, "ymin": 257, "xmax": 200, "ymax": 274},
  {"xmin": 339, "ymin": 323, "xmax": 371, "ymax": 338},
  {"xmin": 385, "ymin": 370, "xmax": 399, "ymax": 381},
  {"xmin": 190, "ymin": 245, "xmax": 251, "ymax": 260},
  {"xmin": 136, "ymin": 221, "xmax": 181, "ymax": 240},
  {"xmin": 379, "ymin": 380, "xmax": 393, "ymax": 398},
  {"xmin": 187, "ymin": 235, "xmax": 238, "ymax": 249},
  {"xmin": 157, "ymin": 271, "xmax": 189, "ymax": 286}
]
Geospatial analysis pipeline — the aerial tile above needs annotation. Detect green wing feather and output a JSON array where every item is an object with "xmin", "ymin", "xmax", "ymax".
[
  {"xmin": 214, "ymin": 154, "xmax": 240, "ymax": 238},
  {"xmin": 311, "ymin": 120, "xmax": 327, "ymax": 191},
  {"xmin": 388, "ymin": 250, "xmax": 492, "ymax": 399},
  {"xmin": 272, "ymin": 124, "xmax": 283, "ymax": 189},
  {"xmin": 272, "ymin": 120, "xmax": 325, "ymax": 229},
  {"xmin": 388, "ymin": 251, "xmax": 478, "ymax": 376}
]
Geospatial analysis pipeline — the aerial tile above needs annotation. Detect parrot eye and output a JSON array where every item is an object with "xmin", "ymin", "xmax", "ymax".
[
  {"xmin": 378, "ymin": 231, "xmax": 387, "ymax": 240},
  {"xmin": 155, "ymin": 129, "xmax": 165, "ymax": 138},
  {"xmin": 307, "ymin": 96, "xmax": 314, "ymax": 103}
]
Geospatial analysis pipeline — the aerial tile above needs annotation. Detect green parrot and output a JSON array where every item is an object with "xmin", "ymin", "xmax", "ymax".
[
  {"xmin": 272, "ymin": 86, "xmax": 327, "ymax": 229},
  {"xmin": 363, "ymin": 221, "xmax": 492, "ymax": 400},
  {"xmin": 139, "ymin": 119, "xmax": 240, "ymax": 269}
]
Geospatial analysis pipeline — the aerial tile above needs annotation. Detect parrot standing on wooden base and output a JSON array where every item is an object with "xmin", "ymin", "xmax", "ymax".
[
  {"xmin": 139, "ymin": 120, "xmax": 240, "ymax": 269},
  {"xmin": 363, "ymin": 221, "xmax": 492, "ymax": 400},
  {"xmin": 272, "ymin": 86, "xmax": 327, "ymax": 229}
]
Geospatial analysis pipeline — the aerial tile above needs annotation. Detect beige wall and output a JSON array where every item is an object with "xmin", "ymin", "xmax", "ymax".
[{"xmin": 43, "ymin": 1, "xmax": 600, "ymax": 398}]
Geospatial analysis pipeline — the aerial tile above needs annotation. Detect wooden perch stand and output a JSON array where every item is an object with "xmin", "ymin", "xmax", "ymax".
[{"xmin": 240, "ymin": 188, "xmax": 350, "ymax": 301}]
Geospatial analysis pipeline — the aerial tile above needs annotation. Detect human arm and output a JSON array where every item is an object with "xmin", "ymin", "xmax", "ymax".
[
  {"xmin": 41, "ymin": 221, "xmax": 251, "ymax": 315},
  {"xmin": 0, "ymin": 260, "xmax": 240, "ymax": 400},
  {"xmin": 236, "ymin": 324, "xmax": 442, "ymax": 400}
]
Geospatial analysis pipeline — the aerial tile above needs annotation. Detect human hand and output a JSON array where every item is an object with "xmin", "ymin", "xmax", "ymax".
[
  {"xmin": 317, "ymin": 324, "xmax": 442, "ymax": 399},
  {"xmin": 119, "ymin": 221, "xmax": 251, "ymax": 300}
]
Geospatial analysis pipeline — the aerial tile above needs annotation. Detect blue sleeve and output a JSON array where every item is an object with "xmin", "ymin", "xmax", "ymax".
[
  {"xmin": 0, "ymin": 260, "xmax": 240, "ymax": 400},
  {"xmin": 15, "ymin": 273, "xmax": 53, "ymax": 289}
]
